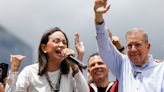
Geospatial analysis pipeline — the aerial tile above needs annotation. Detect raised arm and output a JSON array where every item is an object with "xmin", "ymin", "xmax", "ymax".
[
  {"xmin": 5, "ymin": 55, "xmax": 25, "ymax": 92},
  {"xmin": 74, "ymin": 32, "xmax": 85, "ymax": 61},
  {"xmin": 94, "ymin": 0, "xmax": 126, "ymax": 79},
  {"xmin": 107, "ymin": 29, "xmax": 125, "ymax": 53},
  {"xmin": 10, "ymin": 55, "xmax": 26, "ymax": 72},
  {"xmin": 94, "ymin": 0, "xmax": 111, "ymax": 24}
]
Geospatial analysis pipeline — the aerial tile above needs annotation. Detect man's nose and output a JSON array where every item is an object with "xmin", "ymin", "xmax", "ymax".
[
  {"xmin": 95, "ymin": 63, "xmax": 99, "ymax": 67},
  {"xmin": 131, "ymin": 45, "xmax": 137, "ymax": 51}
]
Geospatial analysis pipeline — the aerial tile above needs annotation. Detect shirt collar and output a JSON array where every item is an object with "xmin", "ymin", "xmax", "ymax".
[{"xmin": 131, "ymin": 54, "xmax": 154, "ymax": 71}]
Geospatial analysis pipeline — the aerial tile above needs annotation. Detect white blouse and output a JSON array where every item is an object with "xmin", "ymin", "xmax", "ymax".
[{"xmin": 5, "ymin": 63, "xmax": 89, "ymax": 92}]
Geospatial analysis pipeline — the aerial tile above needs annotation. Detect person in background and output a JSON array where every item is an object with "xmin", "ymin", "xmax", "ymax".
[
  {"xmin": 74, "ymin": 32, "xmax": 85, "ymax": 62},
  {"xmin": 0, "ymin": 77, "xmax": 7, "ymax": 92},
  {"xmin": 87, "ymin": 33, "xmax": 124, "ymax": 92},
  {"xmin": 74, "ymin": 32, "xmax": 85, "ymax": 73},
  {"xmin": 74, "ymin": 32, "xmax": 123, "ymax": 92},
  {"xmin": 93, "ymin": 0, "xmax": 164, "ymax": 91},
  {"xmin": 87, "ymin": 52, "xmax": 118, "ymax": 92},
  {"xmin": 0, "ymin": 55, "xmax": 25, "ymax": 92}
]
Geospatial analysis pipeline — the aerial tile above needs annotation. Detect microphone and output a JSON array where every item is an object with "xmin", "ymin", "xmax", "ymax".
[{"xmin": 67, "ymin": 56, "xmax": 87, "ymax": 69}]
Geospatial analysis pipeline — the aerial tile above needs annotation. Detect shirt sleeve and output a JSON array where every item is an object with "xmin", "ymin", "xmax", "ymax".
[
  {"xmin": 73, "ymin": 71, "xmax": 89, "ymax": 92},
  {"xmin": 95, "ymin": 22, "xmax": 126, "ymax": 79},
  {"xmin": 5, "ymin": 71, "xmax": 18, "ymax": 92}
]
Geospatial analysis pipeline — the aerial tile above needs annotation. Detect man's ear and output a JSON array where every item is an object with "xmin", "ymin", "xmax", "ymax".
[
  {"xmin": 41, "ymin": 44, "xmax": 47, "ymax": 53},
  {"xmin": 148, "ymin": 43, "xmax": 151, "ymax": 49},
  {"xmin": 146, "ymin": 42, "xmax": 151, "ymax": 53},
  {"xmin": 107, "ymin": 66, "xmax": 110, "ymax": 72}
]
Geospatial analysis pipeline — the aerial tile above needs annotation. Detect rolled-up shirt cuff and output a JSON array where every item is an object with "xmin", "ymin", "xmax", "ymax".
[{"xmin": 96, "ymin": 22, "xmax": 106, "ymax": 34}]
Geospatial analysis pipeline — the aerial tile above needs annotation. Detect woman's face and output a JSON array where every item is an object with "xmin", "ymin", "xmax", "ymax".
[{"xmin": 45, "ymin": 31, "xmax": 67, "ymax": 61}]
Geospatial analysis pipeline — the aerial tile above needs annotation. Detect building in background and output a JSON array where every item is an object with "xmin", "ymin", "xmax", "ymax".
[{"xmin": 0, "ymin": 25, "xmax": 33, "ymax": 71}]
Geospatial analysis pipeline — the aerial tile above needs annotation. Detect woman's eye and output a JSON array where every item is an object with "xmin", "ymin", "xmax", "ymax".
[
  {"xmin": 53, "ymin": 39, "xmax": 60, "ymax": 43},
  {"xmin": 62, "ymin": 41, "xmax": 67, "ymax": 45}
]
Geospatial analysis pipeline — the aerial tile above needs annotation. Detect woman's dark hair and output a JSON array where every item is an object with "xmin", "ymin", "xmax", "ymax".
[{"xmin": 37, "ymin": 27, "xmax": 70, "ymax": 76}]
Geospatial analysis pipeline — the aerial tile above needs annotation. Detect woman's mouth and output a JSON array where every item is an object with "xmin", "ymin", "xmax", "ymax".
[{"xmin": 56, "ymin": 48, "xmax": 62, "ymax": 54}]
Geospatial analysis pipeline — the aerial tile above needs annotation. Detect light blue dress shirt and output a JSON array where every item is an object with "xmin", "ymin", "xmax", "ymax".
[{"xmin": 95, "ymin": 23, "xmax": 164, "ymax": 92}]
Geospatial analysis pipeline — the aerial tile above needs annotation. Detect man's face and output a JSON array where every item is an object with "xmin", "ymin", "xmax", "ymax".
[
  {"xmin": 88, "ymin": 55, "xmax": 109, "ymax": 81},
  {"xmin": 126, "ymin": 33, "xmax": 150, "ymax": 67}
]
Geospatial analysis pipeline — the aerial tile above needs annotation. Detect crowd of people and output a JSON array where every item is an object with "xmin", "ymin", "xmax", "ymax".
[{"xmin": 0, "ymin": 0, "xmax": 163, "ymax": 92}]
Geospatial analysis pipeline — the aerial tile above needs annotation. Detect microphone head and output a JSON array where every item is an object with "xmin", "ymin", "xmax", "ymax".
[{"xmin": 67, "ymin": 56, "xmax": 87, "ymax": 69}]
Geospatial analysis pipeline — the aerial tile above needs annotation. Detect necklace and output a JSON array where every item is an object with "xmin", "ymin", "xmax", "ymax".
[{"xmin": 45, "ymin": 71, "xmax": 62, "ymax": 92}]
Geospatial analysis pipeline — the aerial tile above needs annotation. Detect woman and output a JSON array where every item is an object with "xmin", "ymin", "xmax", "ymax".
[{"xmin": 14, "ymin": 27, "xmax": 88, "ymax": 92}]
